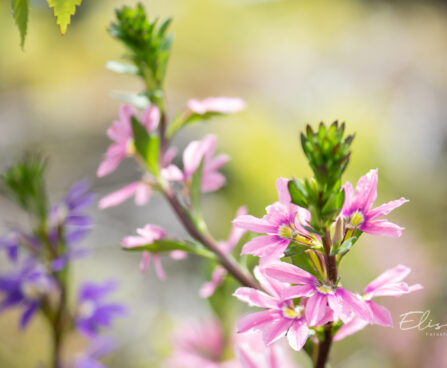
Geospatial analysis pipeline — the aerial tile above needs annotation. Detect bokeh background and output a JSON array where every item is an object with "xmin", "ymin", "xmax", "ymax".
[{"xmin": 0, "ymin": 0, "xmax": 446, "ymax": 367}]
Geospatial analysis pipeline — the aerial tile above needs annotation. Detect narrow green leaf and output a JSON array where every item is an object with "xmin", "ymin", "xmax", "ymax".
[
  {"xmin": 331, "ymin": 236, "xmax": 356, "ymax": 256},
  {"xmin": 11, "ymin": 0, "xmax": 29, "ymax": 49},
  {"xmin": 288, "ymin": 178, "xmax": 307, "ymax": 207},
  {"xmin": 190, "ymin": 160, "xmax": 204, "ymax": 221},
  {"xmin": 47, "ymin": 0, "xmax": 82, "ymax": 35},
  {"xmin": 290, "ymin": 253, "xmax": 320, "ymax": 278},
  {"xmin": 106, "ymin": 61, "xmax": 139, "ymax": 75},
  {"xmin": 131, "ymin": 116, "xmax": 150, "ymax": 159},
  {"xmin": 284, "ymin": 242, "xmax": 308, "ymax": 257}
]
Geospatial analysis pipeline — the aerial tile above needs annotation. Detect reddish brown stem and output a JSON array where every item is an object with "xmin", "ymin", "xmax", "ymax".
[{"xmin": 162, "ymin": 186, "xmax": 259, "ymax": 290}]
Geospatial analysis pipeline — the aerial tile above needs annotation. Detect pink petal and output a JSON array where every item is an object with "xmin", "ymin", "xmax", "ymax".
[
  {"xmin": 200, "ymin": 267, "xmax": 227, "ymax": 298},
  {"xmin": 281, "ymin": 284, "xmax": 314, "ymax": 300},
  {"xmin": 170, "ymin": 250, "xmax": 187, "ymax": 260},
  {"xmin": 241, "ymin": 235, "xmax": 283, "ymax": 257},
  {"xmin": 233, "ymin": 215, "xmax": 277, "ymax": 234},
  {"xmin": 253, "ymin": 266, "xmax": 286, "ymax": 300},
  {"xmin": 135, "ymin": 182, "xmax": 152, "ymax": 206},
  {"xmin": 341, "ymin": 182, "xmax": 354, "ymax": 215},
  {"xmin": 352, "ymin": 169, "xmax": 378, "ymax": 212},
  {"xmin": 262, "ymin": 318, "xmax": 292, "ymax": 345},
  {"xmin": 121, "ymin": 235, "xmax": 148, "ymax": 248},
  {"xmin": 139, "ymin": 251, "xmax": 151, "ymax": 272},
  {"xmin": 275, "ymin": 178, "xmax": 291, "ymax": 204},
  {"xmin": 97, "ymin": 151, "xmax": 124, "ymax": 177},
  {"xmin": 205, "ymin": 153, "xmax": 230, "ymax": 172},
  {"xmin": 333, "ymin": 317, "xmax": 368, "ymax": 341},
  {"xmin": 238, "ymin": 310, "xmax": 278, "ymax": 333},
  {"xmin": 368, "ymin": 197, "xmax": 409, "ymax": 220},
  {"xmin": 305, "ymin": 293, "xmax": 328, "ymax": 326},
  {"xmin": 364, "ymin": 264, "xmax": 411, "ymax": 295},
  {"xmin": 368, "ymin": 301, "xmax": 393, "ymax": 327},
  {"xmin": 187, "ymin": 97, "xmax": 246, "ymax": 115},
  {"xmin": 153, "ymin": 254, "xmax": 166, "ymax": 280},
  {"xmin": 183, "ymin": 140, "xmax": 204, "ymax": 178},
  {"xmin": 233, "ymin": 287, "xmax": 278, "ymax": 308},
  {"xmin": 264, "ymin": 262, "xmax": 313, "ymax": 284},
  {"xmin": 201, "ymin": 172, "xmax": 226, "ymax": 192},
  {"xmin": 161, "ymin": 164, "xmax": 184, "ymax": 182},
  {"xmin": 162, "ymin": 146, "xmax": 178, "ymax": 166},
  {"xmin": 99, "ymin": 182, "xmax": 139, "ymax": 209},
  {"xmin": 338, "ymin": 288, "xmax": 372, "ymax": 323},
  {"xmin": 360, "ymin": 219, "xmax": 404, "ymax": 237},
  {"xmin": 224, "ymin": 206, "xmax": 248, "ymax": 252},
  {"xmin": 140, "ymin": 105, "xmax": 160, "ymax": 132},
  {"xmin": 287, "ymin": 321, "xmax": 309, "ymax": 351}
]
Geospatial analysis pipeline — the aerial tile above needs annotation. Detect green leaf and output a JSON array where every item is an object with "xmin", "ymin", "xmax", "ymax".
[
  {"xmin": 330, "ymin": 236, "xmax": 356, "ymax": 256},
  {"xmin": 190, "ymin": 159, "xmax": 204, "ymax": 222},
  {"xmin": 284, "ymin": 242, "xmax": 308, "ymax": 257},
  {"xmin": 106, "ymin": 61, "xmax": 139, "ymax": 75},
  {"xmin": 47, "ymin": 0, "xmax": 82, "ymax": 35},
  {"xmin": 289, "ymin": 253, "xmax": 320, "ymax": 278},
  {"xmin": 130, "ymin": 116, "xmax": 160, "ymax": 174},
  {"xmin": 288, "ymin": 178, "xmax": 308, "ymax": 207},
  {"xmin": 11, "ymin": 0, "xmax": 29, "ymax": 49},
  {"xmin": 123, "ymin": 239, "xmax": 216, "ymax": 260}
]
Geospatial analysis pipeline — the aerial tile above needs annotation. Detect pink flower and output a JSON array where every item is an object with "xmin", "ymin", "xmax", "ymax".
[
  {"xmin": 121, "ymin": 224, "xmax": 185, "ymax": 280},
  {"xmin": 97, "ymin": 104, "xmax": 160, "ymax": 178},
  {"xmin": 187, "ymin": 97, "xmax": 246, "ymax": 115},
  {"xmin": 165, "ymin": 320, "xmax": 240, "ymax": 368},
  {"xmin": 234, "ymin": 266, "xmax": 329, "ymax": 351},
  {"xmin": 334, "ymin": 265, "xmax": 422, "ymax": 341},
  {"xmin": 233, "ymin": 178, "xmax": 313, "ymax": 263},
  {"xmin": 265, "ymin": 262, "xmax": 372, "ymax": 326},
  {"xmin": 99, "ymin": 147, "xmax": 183, "ymax": 209},
  {"xmin": 182, "ymin": 134, "xmax": 230, "ymax": 193},
  {"xmin": 341, "ymin": 169, "xmax": 408, "ymax": 237},
  {"xmin": 200, "ymin": 207, "xmax": 248, "ymax": 298},
  {"xmin": 235, "ymin": 331, "xmax": 299, "ymax": 368}
]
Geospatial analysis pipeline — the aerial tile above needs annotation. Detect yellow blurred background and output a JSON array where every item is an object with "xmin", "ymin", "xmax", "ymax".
[{"xmin": 0, "ymin": 0, "xmax": 446, "ymax": 367}]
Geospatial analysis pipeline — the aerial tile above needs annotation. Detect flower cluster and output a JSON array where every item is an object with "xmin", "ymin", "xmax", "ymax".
[
  {"xmin": 232, "ymin": 170, "xmax": 421, "ymax": 352},
  {"xmin": 0, "ymin": 163, "xmax": 125, "ymax": 366}
]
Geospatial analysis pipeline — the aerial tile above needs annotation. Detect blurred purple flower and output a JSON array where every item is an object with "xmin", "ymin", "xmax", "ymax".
[
  {"xmin": 75, "ymin": 280, "xmax": 126, "ymax": 338},
  {"xmin": 0, "ymin": 231, "xmax": 21, "ymax": 262},
  {"xmin": 0, "ymin": 262, "xmax": 56, "ymax": 329},
  {"xmin": 73, "ymin": 337, "xmax": 117, "ymax": 368},
  {"xmin": 341, "ymin": 169, "xmax": 408, "ymax": 237}
]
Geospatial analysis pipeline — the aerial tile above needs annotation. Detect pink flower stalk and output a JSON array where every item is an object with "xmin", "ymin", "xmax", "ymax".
[
  {"xmin": 121, "ymin": 224, "xmax": 185, "ymax": 280},
  {"xmin": 234, "ymin": 267, "xmax": 330, "ymax": 351},
  {"xmin": 166, "ymin": 320, "xmax": 240, "ymax": 368},
  {"xmin": 97, "ymin": 104, "xmax": 160, "ymax": 178},
  {"xmin": 264, "ymin": 262, "xmax": 372, "ymax": 326},
  {"xmin": 233, "ymin": 178, "xmax": 313, "ymax": 263},
  {"xmin": 334, "ymin": 265, "xmax": 422, "ymax": 341},
  {"xmin": 182, "ymin": 134, "xmax": 230, "ymax": 193},
  {"xmin": 341, "ymin": 169, "xmax": 408, "ymax": 237},
  {"xmin": 99, "ymin": 147, "xmax": 183, "ymax": 209},
  {"xmin": 187, "ymin": 97, "xmax": 246, "ymax": 115},
  {"xmin": 235, "ymin": 331, "xmax": 299, "ymax": 368},
  {"xmin": 200, "ymin": 206, "xmax": 248, "ymax": 298}
]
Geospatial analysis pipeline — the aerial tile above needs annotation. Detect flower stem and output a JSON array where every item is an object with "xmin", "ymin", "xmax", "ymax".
[
  {"xmin": 161, "ymin": 185, "xmax": 259, "ymax": 289},
  {"xmin": 314, "ymin": 229, "xmax": 337, "ymax": 368}
]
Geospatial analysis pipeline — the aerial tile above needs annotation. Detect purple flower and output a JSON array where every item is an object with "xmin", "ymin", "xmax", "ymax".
[
  {"xmin": 75, "ymin": 280, "xmax": 126, "ymax": 338},
  {"xmin": 200, "ymin": 206, "xmax": 248, "ymax": 298},
  {"xmin": 233, "ymin": 178, "xmax": 313, "ymax": 263},
  {"xmin": 121, "ymin": 224, "xmax": 186, "ymax": 280},
  {"xmin": 0, "ymin": 262, "xmax": 56, "ymax": 329},
  {"xmin": 0, "ymin": 231, "xmax": 21, "ymax": 262},
  {"xmin": 334, "ymin": 265, "xmax": 422, "ymax": 341},
  {"xmin": 264, "ymin": 262, "xmax": 372, "ymax": 326},
  {"xmin": 187, "ymin": 97, "xmax": 246, "ymax": 115},
  {"xmin": 97, "ymin": 104, "xmax": 160, "ymax": 177},
  {"xmin": 234, "ymin": 267, "xmax": 331, "ymax": 351},
  {"xmin": 73, "ymin": 337, "xmax": 117, "ymax": 368},
  {"xmin": 341, "ymin": 169, "xmax": 408, "ymax": 237}
]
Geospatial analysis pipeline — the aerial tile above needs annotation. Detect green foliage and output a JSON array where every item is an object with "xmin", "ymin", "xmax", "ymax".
[
  {"xmin": 190, "ymin": 160, "xmax": 204, "ymax": 223},
  {"xmin": 1, "ymin": 154, "xmax": 48, "ymax": 222},
  {"xmin": 47, "ymin": 0, "xmax": 83, "ymax": 35},
  {"xmin": 289, "ymin": 121, "xmax": 354, "ymax": 232},
  {"xmin": 11, "ymin": 0, "xmax": 29, "ymax": 49},
  {"xmin": 130, "ymin": 116, "xmax": 160, "ymax": 175},
  {"xmin": 330, "ymin": 236, "xmax": 356, "ymax": 255},
  {"xmin": 109, "ymin": 3, "xmax": 173, "ymax": 103},
  {"xmin": 123, "ymin": 239, "xmax": 216, "ymax": 260}
]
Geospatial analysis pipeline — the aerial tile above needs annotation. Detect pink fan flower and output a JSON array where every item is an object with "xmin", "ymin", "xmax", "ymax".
[
  {"xmin": 182, "ymin": 134, "xmax": 230, "ymax": 193},
  {"xmin": 97, "ymin": 104, "xmax": 160, "ymax": 178},
  {"xmin": 99, "ymin": 147, "xmax": 183, "ymax": 209},
  {"xmin": 187, "ymin": 97, "xmax": 246, "ymax": 115},
  {"xmin": 234, "ymin": 266, "xmax": 330, "ymax": 351},
  {"xmin": 334, "ymin": 264, "xmax": 422, "ymax": 341},
  {"xmin": 233, "ymin": 178, "xmax": 313, "ymax": 263},
  {"xmin": 341, "ymin": 169, "xmax": 408, "ymax": 237},
  {"xmin": 165, "ymin": 320, "xmax": 240, "ymax": 368},
  {"xmin": 200, "ymin": 206, "xmax": 248, "ymax": 298},
  {"xmin": 235, "ymin": 331, "xmax": 299, "ymax": 368},
  {"xmin": 121, "ymin": 224, "xmax": 185, "ymax": 280},
  {"xmin": 265, "ymin": 262, "xmax": 372, "ymax": 326}
]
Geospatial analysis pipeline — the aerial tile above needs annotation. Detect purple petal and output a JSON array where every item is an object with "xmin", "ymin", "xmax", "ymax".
[{"xmin": 20, "ymin": 302, "xmax": 39, "ymax": 329}]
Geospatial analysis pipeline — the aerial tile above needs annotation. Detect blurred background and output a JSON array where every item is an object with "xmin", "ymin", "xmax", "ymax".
[{"xmin": 0, "ymin": 0, "xmax": 446, "ymax": 367}]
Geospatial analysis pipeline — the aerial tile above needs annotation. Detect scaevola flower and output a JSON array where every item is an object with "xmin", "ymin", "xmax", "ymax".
[{"xmin": 187, "ymin": 97, "xmax": 246, "ymax": 115}]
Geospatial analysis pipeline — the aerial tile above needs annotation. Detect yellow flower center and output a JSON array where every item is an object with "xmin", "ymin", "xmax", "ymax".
[
  {"xmin": 350, "ymin": 211, "xmax": 364, "ymax": 227},
  {"xmin": 282, "ymin": 304, "xmax": 304, "ymax": 320},
  {"xmin": 278, "ymin": 224, "xmax": 314, "ymax": 246},
  {"xmin": 317, "ymin": 284, "xmax": 335, "ymax": 294}
]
